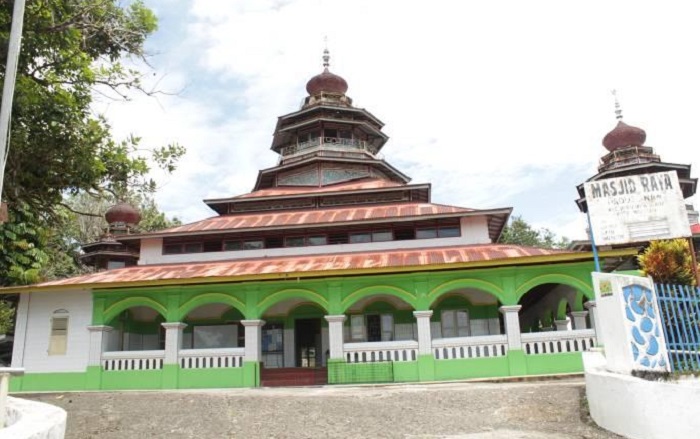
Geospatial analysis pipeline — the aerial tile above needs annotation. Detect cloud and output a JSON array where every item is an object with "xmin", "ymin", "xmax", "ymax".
[{"xmin": 98, "ymin": 0, "xmax": 700, "ymax": 240}]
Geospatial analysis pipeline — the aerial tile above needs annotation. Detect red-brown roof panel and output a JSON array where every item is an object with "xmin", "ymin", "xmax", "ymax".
[
  {"xmin": 149, "ymin": 202, "xmax": 476, "ymax": 236},
  {"xmin": 692, "ymin": 223, "xmax": 700, "ymax": 235},
  {"xmin": 27, "ymin": 244, "xmax": 577, "ymax": 290}
]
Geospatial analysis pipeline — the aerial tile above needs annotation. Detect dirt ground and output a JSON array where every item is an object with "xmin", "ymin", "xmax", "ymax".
[{"xmin": 23, "ymin": 378, "xmax": 621, "ymax": 439}]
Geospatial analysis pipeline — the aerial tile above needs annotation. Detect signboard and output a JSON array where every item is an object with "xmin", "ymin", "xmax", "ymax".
[{"xmin": 584, "ymin": 171, "xmax": 691, "ymax": 245}]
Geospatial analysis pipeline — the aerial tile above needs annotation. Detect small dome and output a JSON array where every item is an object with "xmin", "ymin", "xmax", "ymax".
[
  {"xmin": 602, "ymin": 120, "xmax": 647, "ymax": 151},
  {"xmin": 105, "ymin": 202, "xmax": 141, "ymax": 226},
  {"xmin": 305, "ymin": 68, "xmax": 348, "ymax": 96}
]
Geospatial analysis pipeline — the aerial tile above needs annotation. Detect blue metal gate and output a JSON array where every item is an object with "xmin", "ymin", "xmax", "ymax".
[{"xmin": 655, "ymin": 283, "xmax": 700, "ymax": 371}]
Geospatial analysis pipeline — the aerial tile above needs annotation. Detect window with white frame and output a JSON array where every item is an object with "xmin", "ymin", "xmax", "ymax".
[
  {"xmin": 441, "ymin": 309, "xmax": 470, "ymax": 338},
  {"xmin": 48, "ymin": 310, "xmax": 69, "ymax": 355},
  {"xmin": 350, "ymin": 315, "xmax": 364, "ymax": 341}
]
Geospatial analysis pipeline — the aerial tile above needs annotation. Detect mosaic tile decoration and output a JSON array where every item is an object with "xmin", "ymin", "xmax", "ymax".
[{"xmin": 622, "ymin": 284, "xmax": 669, "ymax": 371}]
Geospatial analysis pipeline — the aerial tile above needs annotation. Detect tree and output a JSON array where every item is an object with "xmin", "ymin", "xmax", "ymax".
[
  {"xmin": 498, "ymin": 215, "xmax": 570, "ymax": 249},
  {"xmin": 0, "ymin": 0, "xmax": 185, "ymax": 286},
  {"xmin": 638, "ymin": 239, "xmax": 697, "ymax": 286}
]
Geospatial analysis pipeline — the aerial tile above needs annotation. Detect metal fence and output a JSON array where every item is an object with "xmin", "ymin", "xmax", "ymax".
[
  {"xmin": 655, "ymin": 283, "xmax": 700, "ymax": 371},
  {"xmin": 327, "ymin": 361, "xmax": 394, "ymax": 385}
]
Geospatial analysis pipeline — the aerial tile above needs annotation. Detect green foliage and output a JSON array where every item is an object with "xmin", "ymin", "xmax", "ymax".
[
  {"xmin": 638, "ymin": 239, "xmax": 697, "ymax": 286},
  {"xmin": 0, "ymin": 300, "xmax": 14, "ymax": 334},
  {"xmin": 498, "ymin": 215, "xmax": 570, "ymax": 249},
  {"xmin": 0, "ymin": 204, "xmax": 49, "ymax": 286},
  {"xmin": 0, "ymin": 1, "xmax": 185, "ymax": 286}
]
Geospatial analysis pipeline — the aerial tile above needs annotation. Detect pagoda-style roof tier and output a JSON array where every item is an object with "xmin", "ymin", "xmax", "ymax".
[
  {"xmin": 253, "ymin": 158, "xmax": 410, "ymax": 191},
  {"xmin": 120, "ymin": 203, "xmax": 511, "ymax": 243},
  {"xmin": 598, "ymin": 145, "xmax": 660, "ymax": 173},
  {"xmin": 576, "ymin": 161, "xmax": 697, "ymax": 213},
  {"xmin": 206, "ymin": 179, "xmax": 428, "ymax": 214},
  {"xmin": 271, "ymin": 105, "xmax": 386, "ymax": 153},
  {"xmin": 206, "ymin": 178, "xmax": 422, "ymax": 212},
  {"xmin": 8, "ymin": 243, "xmax": 624, "ymax": 292}
]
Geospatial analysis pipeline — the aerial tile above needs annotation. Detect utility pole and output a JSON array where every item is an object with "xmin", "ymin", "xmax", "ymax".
[{"xmin": 0, "ymin": 0, "xmax": 27, "ymax": 223}]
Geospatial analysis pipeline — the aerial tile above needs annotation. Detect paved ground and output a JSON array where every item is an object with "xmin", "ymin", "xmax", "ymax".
[{"xmin": 24, "ymin": 379, "xmax": 621, "ymax": 439}]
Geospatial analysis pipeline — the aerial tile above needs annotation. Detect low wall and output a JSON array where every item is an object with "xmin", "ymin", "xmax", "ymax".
[
  {"xmin": 584, "ymin": 351, "xmax": 700, "ymax": 439},
  {"xmin": 0, "ymin": 397, "xmax": 66, "ymax": 439}
]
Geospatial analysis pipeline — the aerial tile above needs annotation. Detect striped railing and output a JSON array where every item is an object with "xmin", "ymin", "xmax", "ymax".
[
  {"xmin": 102, "ymin": 350, "xmax": 164, "ymax": 371},
  {"xmin": 178, "ymin": 348, "xmax": 245, "ymax": 369},
  {"xmin": 655, "ymin": 283, "xmax": 700, "ymax": 371},
  {"xmin": 432, "ymin": 335, "xmax": 508, "ymax": 360},
  {"xmin": 521, "ymin": 329, "xmax": 596, "ymax": 355},
  {"xmin": 344, "ymin": 340, "xmax": 418, "ymax": 363}
]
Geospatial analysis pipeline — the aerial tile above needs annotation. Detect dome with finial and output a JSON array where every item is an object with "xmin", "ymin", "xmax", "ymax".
[
  {"xmin": 602, "ymin": 120, "xmax": 647, "ymax": 151},
  {"xmin": 105, "ymin": 201, "xmax": 141, "ymax": 226},
  {"xmin": 305, "ymin": 48, "xmax": 348, "ymax": 96},
  {"xmin": 602, "ymin": 90, "xmax": 647, "ymax": 151}
]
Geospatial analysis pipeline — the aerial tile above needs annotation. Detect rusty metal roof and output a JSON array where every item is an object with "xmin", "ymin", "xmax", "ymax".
[
  {"xmin": 692, "ymin": 223, "xmax": 700, "ymax": 235},
  {"xmin": 32, "ymin": 244, "xmax": 576, "ymax": 289},
  {"xmin": 127, "ymin": 202, "xmax": 480, "ymax": 238}
]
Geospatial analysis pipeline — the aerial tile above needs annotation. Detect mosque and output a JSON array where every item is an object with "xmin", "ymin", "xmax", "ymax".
[{"xmin": 5, "ymin": 50, "xmax": 696, "ymax": 391}]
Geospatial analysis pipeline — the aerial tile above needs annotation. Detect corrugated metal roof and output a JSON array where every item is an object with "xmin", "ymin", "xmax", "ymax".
[
  {"xmin": 34, "ymin": 244, "xmax": 573, "ymax": 288},
  {"xmin": 233, "ymin": 179, "xmax": 405, "ymax": 199},
  {"xmin": 152, "ymin": 202, "xmax": 476, "ymax": 235}
]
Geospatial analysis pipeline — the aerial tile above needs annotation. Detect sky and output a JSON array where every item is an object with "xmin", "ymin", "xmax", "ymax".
[{"xmin": 95, "ymin": 0, "xmax": 700, "ymax": 241}]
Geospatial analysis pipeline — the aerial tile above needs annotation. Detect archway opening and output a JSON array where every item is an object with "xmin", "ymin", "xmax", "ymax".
[
  {"xmin": 181, "ymin": 303, "xmax": 245, "ymax": 350},
  {"xmin": 518, "ymin": 283, "xmax": 578, "ymax": 332},
  {"xmin": 430, "ymin": 288, "xmax": 503, "ymax": 338},
  {"xmin": 105, "ymin": 306, "xmax": 165, "ymax": 352}
]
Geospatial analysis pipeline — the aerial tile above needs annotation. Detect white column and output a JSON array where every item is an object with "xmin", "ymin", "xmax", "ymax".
[
  {"xmin": 584, "ymin": 301, "xmax": 599, "ymax": 337},
  {"xmin": 324, "ymin": 315, "xmax": 346, "ymax": 360},
  {"xmin": 10, "ymin": 293, "xmax": 29, "ymax": 368},
  {"xmin": 555, "ymin": 318, "xmax": 570, "ymax": 331},
  {"xmin": 570, "ymin": 311, "xmax": 589, "ymax": 330},
  {"xmin": 499, "ymin": 305, "xmax": 522, "ymax": 350},
  {"xmin": 241, "ymin": 320, "xmax": 265, "ymax": 362},
  {"xmin": 161, "ymin": 322, "xmax": 187, "ymax": 365},
  {"xmin": 87, "ymin": 325, "xmax": 113, "ymax": 367},
  {"xmin": 413, "ymin": 310, "xmax": 433, "ymax": 355}
]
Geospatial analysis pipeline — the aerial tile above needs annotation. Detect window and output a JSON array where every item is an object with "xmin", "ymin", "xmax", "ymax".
[
  {"xmin": 372, "ymin": 230, "xmax": 393, "ymax": 242},
  {"xmin": 324, "ymin": 128, "xmax": 338, "ymax": 138},
  {"xmin": 349, "ymin": 232, "xmax": 371, "ymax": 243},
  {"xmin": 184, "ymin": 243, "xmax": 203, "ymax": 253},
  {"xmin": 380, "ymin": 314, "xmax": 394, "ymax": 341},
  {"xmin": 350, "ymin": 315, "xmax": 364, "ymax": 341},
  {"xmin": 416, "ymin": 228, "xmax": 438, "ymax": 239},
  {"xmin": 243, "ymin": 239, "xmax": 264, "ymax": 250},
  {"xmin": 438, "ymin": 226, "xmax": 461, "ymax": 238},
  {"xmin": 366, "ymin": 314, "xmax": 394, "ymax": 342},
  {"xmin": 107, "ymin": 260, "xmax": 126, "ymax": 270},
  {"xmin": 339, "ymin": 129, "xmax": 352, "ymax": 140},
  {"xmin": 163, "ymin": 244, "xmax": 182, "ymax": 254},
  {"xmin": 285, "ymin": 236, "xmax": 305, "ymax": 247},
  {"xmin": 223, "ymin": 241, "xmax": 242, "ymax": 251},
  {"xmin": 49, "ymin": 311, "xmax": 69, "ymax": 356},
  {"xmin": 307, "ymin": 235, "xmax": 327, "ymax": 246},
  {"xmin": 441, "ymin": 310, "xmax": 470, "ymax": 338}
]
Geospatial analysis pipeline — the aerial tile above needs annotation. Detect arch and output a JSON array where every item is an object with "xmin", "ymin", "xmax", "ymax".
[
  {"xmin": 257, "ymin": 288, "xmax": 329, "ymax": 317},
  {"xmin": 341, "ymin": 285, "xmax": 416, "ymax": 313},
  {"xmin": 178, "ymin": 293, "xmax": 246, "ymax": 321},
  {"xmin": 428, "ymin": 279, "xmax": 505, "ymax": 307},
  {"xmin": 514, "ymin": 274, "xmax": 593, "ymax": 302},
  {"xmin": 103, "ymin": 297, "xmax": 167, "ymax": 324}
]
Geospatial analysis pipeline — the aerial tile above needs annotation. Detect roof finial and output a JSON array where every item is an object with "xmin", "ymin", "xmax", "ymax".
[
  {"xmin": 612, "ymin": 89, "xmax": 623, "ymax": 120},
  {"xmin": 322, "ymin": 36, "xmax": 330, "ymax": 69}
]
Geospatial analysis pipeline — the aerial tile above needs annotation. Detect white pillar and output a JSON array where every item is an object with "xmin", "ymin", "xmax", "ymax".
[
  {"xmin": 10, "ymin": 293, "xmax": 29, "ymax": 368},
  {"xmin": 584, "ymin": 301, "xmax": 599, "ymax": 338},
  {"xmin": 161, "ymin": 322, "xmax": 187, "ymax": 365},
  {"xmin": 570, "ymin": 311, "xmax": 589, "ymax": 330},
  {"xmin": 555, "ymin": 318, "xmax": 570, "ymax": 331},
  {"xmin": 413, "ymin": 310, "xmax": 433, "ymax": 355},
  {"xmin": 241, "ymin": 320, "xmax": 265, "ymax": 362},
  {"xmin": 324, "ymin": 315, "xmax": 346, "ymax": 360},
  {"xmin": 87, "ymin": 325, "xmax": 113, "ymax": 367},
  {"xmin": 499, "ymin": 305, "xmax": 522, "ymax": 350}
]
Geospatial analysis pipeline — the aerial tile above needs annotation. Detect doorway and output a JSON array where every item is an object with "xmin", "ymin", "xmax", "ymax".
[{"xmin": 295, "ymin": 318, "xmax": 322, "ymax": 367}]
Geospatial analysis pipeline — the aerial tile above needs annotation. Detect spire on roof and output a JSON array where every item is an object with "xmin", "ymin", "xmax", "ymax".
[
  {"xmin": 322, "ymin": 37, "xmax": 330, "ymax": 69},
  {"xmin": 612, "ymin": 89, "xmax": 623, "ymax": 120}
]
